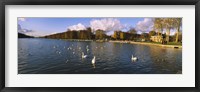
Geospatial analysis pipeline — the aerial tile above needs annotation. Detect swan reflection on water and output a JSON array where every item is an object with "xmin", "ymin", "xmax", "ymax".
[{"xmin": 92, "ymin": 63, "xmax": 96, "ymax": 69}]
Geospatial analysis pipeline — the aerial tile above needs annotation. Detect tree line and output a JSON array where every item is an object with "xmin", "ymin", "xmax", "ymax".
[{"xmin": 42, "ymin": 18, "xmax": 182, "ymax": 43}]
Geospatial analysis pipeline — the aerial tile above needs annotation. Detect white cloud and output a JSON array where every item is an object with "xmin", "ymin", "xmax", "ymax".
[
  {"xmin": 24, "ymin": 31, "xmax": 47, "ymax": 37},
  {"xmin": 135, "ymin": 18, "xmax": 154, "ymax": 33},
  {"xmin": 18, "ymin": 24, "xmax": 34, "ymax": 33},
  {"xmin": 90, "ymin": 18, "xmax": 124, "ymax": 32},
  {"xmin": 18, "ymin": 24, "xmax": 22, "ymax": 30},
  {"xmin": 18, "ymin": 18, "xmax": 26, "ymax": 21},
  {"xmin": 21, "ymin": 29, "xmax": 34, "ymax": 33},
  {"xmin": 50, "ymin": 32, "xmax": 58, "ymax": 35},
  {"xmin": 18, "ymin": 24, "xmax": 44, "ymax": 37},
  {"xmin": 68, "ymin": 23, "xmax": 86, "ymax": 31}
]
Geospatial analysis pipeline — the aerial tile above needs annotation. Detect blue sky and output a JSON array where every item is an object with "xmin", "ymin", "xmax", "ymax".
[{"xmin": 18, "ymin": 17, "xmax": 148, "ymax": 37}]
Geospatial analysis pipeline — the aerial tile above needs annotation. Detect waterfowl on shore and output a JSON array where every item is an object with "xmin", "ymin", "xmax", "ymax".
[{"xmin": 131, "ymin": 55, "xmax": 137, "ymax": 61}]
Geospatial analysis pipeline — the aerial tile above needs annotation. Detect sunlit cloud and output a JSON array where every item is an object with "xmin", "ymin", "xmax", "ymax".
[
  {"xmin": 24, "ymin": 31, "xmax": 47, "ymax": 37},
  {"xmin": 68, "ymin": 23, "xmax": 86, "ymax": 31},
  {"xmin": 135, "ymin": 18, "xmax": 154, "ymax": 33},
  {"xmin": 18, "ymin": 24, "xmax": 34, "ymax": 33},
  {"xmin": 18, "ymin": 18, "xmax": 26, "ymax": 21},
  {"xmin": 18, "ymin": 24, "xmax": 22, "ymax": 30},
  {"xmin": 50, "ymin": 32, "xmax": 58, "ymax": 35},
  {"xmin": 18, "ymin": 24, "xmax": 46, "ymax": 37},
  {"xmin": 90, "ymin": 18, "xmax": 124, "ymax": 32}
]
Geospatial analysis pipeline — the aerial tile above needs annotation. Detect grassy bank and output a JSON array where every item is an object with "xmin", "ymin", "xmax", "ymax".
[
  {"xmin": 110, "ymin": 40, "xmax": 182, "ymax": 49},
  {"xmin": 143, "ymin": 42, "xmax": 182, "ymax": 46}
]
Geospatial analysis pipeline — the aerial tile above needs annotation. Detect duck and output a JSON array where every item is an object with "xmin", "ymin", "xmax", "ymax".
[
  {"xmin": 82, "ymin": 52, "xmax": 88, "ymax": 58},
  {"xmin": 131, "ymin": 55, "xmax": 137, "ymax": 61}
]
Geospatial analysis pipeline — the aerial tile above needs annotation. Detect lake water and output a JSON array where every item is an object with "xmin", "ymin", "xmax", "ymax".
[{"xmin": 18, "ymin": 38, "xmax": 182, "ymax": 74}]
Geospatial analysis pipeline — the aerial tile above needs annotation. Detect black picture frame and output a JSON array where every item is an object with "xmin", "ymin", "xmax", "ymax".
[{"xmin": 0, "ymin": 0, "xmax": 199, "ymax": 92}]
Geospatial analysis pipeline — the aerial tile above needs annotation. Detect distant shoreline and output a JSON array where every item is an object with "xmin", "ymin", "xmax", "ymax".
[
  {"xmin": 109, "ymin": 40, "xmax": 182, "ymax": 49},
  {"xmin": 20, "ymin": 38, "xmax": 182, "ymax": 49}
]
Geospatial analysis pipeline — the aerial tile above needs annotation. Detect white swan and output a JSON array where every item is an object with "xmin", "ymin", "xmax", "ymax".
[
  {"xmin": 92, "ymin": 56, "xmax": 95, "ymax": 64},
  {"xmin": 131, "ymin": 55, "xmax": 137, "ymax": 61},
  {"xmin": 82, "ymin": 52, "xmax": 88, "ymax": 58}
]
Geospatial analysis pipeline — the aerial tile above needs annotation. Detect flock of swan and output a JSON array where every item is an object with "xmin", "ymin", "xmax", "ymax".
[
  {"xmin": 54, "ymin": 44, "xmax": 97, "ymax": 67},
  {"xmin": 53, "ymin": 44, "xmax": 138, "ymax": 68}
]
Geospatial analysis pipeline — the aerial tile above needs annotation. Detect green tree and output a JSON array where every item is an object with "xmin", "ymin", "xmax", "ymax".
[
  {"xmin": 129, "ymin": 28, "xmax": 137, "ymax": 34},
  {"xmin": 95, "ymin": 29, "xmax": 105, "ymax": 39},
  {"xmin": 86, "ymin": 27, "xmax": 92, "ymax": 39},
  {"xmin": 149, "ymin": 30, "xmax": 156, "ymax": 37},
  {"xmin": 128, "ymin": 28, "xmax": 137, "ymax": 40}
]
